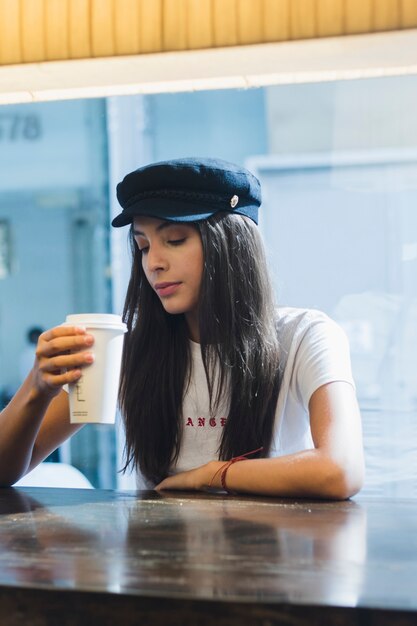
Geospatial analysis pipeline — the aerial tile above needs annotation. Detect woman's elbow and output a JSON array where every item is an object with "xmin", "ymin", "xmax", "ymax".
[
  {"xmin": 0, "ymin": 464, "xmax": 29, "ymax": 488},
  {"xmin": 321, "ymin": 458, "xmax": 365, "ymax": 500},
  {"xmin": 0, "ymin": 475, "xmax": 21, "ymax": 488}
]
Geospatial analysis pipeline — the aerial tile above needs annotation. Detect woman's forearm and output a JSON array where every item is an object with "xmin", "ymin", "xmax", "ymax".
[
  {"xmin": 0, "ymin": 325, "xmax": 94, "ymax": 486},
  {"xmin": 206, "ymin": 450, "xmax": 364, "ymax": 500},
  {"xmin": 0, "ymin": 373, "xmax": 53, "ymax": 485},
  {"xmin": 156, "ymin": 448, "xmax": 364, "ymax": 500}
]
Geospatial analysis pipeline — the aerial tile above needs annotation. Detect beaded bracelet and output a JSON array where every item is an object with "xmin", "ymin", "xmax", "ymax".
[{"xmin": 209, "ymin": 446, "xmax": 263, "ymax": 495}]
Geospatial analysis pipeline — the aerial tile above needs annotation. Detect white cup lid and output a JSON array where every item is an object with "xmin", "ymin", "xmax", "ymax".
[{"xmin": 65, "ymin": 313, "xmax": 127, "ymax": 332}]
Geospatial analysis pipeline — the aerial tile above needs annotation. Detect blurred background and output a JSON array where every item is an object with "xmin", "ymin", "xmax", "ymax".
[{"xmin": 0, "ymin": 0, "xmax": 416, "ymax": 496}]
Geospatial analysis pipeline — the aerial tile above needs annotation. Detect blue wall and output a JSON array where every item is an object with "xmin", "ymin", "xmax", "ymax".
[
  {"xmin": 0, "ymin": 99, "xmax": 109, "ymax": 394},
  {"xmin": 147, "ymin": 88, "xmax": 268, "ymax": 166}
]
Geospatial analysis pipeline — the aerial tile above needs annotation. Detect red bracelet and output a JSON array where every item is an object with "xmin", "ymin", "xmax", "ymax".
[
  {"xmin": 221, "ymin": 460, "xmax": 238, "ymax": 495},
  {"xmin": 209, "ymin": 447, "xmax": 263, "ymax": 495}
]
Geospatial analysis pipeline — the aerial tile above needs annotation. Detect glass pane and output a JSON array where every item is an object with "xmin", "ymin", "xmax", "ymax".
[
  {"xmin": 2, "ymin": 72, "xmax": 417, "ymax": 497},
  {"xmin": 0, "ymin": 99, "xmax": 114, "ymax": 487}
]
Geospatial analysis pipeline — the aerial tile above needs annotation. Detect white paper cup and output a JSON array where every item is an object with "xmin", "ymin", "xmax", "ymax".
[{"xmin": 65, "ymin": 313, "xmax": 127, "ymax": 424}]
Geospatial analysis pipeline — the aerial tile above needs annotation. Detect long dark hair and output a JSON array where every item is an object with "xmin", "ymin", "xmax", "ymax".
[{"xmin": 120, "ymin": 212, "xmax": 281, "ymax": 484}]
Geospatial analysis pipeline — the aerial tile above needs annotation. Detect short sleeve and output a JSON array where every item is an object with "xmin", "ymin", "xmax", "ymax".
[{"xmin": 293, "ymin": 314, "xmax": 355, "ymax": 411}]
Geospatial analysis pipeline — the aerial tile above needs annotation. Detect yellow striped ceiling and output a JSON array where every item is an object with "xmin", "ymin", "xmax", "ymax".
[{"xmin": 1, "ymin": 0, "xmax": 417, "ymax": 66}]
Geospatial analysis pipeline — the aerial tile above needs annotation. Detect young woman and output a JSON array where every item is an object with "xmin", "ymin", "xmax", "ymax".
[{"xmin": 0, "ymin": 158, "xmax": 364, "ymax": 498}]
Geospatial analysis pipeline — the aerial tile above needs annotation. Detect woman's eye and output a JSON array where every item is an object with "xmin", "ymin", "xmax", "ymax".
[
  {"xmin": 169, "ymin": 238, "xmax": 186, "ymax": 246},
  {"xmin": 139, "ymin": 245, "xmax": 149, "ymax": 253}
]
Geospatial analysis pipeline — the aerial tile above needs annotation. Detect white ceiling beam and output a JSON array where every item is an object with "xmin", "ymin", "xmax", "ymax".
[{"xmin": 1, "ymin": 29, "xmax": 417, "ymax": 104}]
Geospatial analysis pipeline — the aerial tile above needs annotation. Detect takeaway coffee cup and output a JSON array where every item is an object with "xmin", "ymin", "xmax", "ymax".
[{"xmin": 65, "ymin": 313, "xmax": 127, "ymax": 424}]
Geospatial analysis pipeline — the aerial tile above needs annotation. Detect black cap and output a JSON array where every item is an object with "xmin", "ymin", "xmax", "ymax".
[{"xmin": 112, "ymin": 157, "xmax": 261, "ymax": 227}]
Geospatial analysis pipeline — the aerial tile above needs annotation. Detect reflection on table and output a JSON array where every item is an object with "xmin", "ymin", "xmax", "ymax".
[{"xmin": 0, "ymin": 487, "xmax": 415, "ymax": 625}]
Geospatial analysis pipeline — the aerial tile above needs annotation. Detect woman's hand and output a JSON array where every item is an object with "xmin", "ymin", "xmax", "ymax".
[
  {"xmin": 155, "ymin": 460, "xmax": 224, "ymax": 492},
  {"xmin": 32, "ymin": 326, "xmax": 95, "ymax": 398}
]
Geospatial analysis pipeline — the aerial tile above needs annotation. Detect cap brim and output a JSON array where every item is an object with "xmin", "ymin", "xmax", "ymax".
[{"xmin": 112, "ymin": 197, "xmax": 258, "ymax": 227}]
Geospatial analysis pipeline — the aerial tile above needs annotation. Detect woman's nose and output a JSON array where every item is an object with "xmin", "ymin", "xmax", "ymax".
[{"xmin": 146, "ymin": 245, "xmax": 167, "ymax": 272}]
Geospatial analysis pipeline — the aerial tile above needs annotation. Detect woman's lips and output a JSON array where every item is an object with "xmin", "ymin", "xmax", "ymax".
[{"xmin": 154, "ymin": 282, "xmax": 182, "ymax": 297}]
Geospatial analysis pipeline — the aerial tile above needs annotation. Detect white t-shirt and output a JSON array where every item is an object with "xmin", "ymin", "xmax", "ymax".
[{"xmin": 136, "ymin": 307, "xmax": 355, "ymax": 487}]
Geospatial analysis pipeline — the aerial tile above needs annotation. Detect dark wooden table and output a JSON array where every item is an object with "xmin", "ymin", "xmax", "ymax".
[{"xmin": 0, "ymin": 487, "xmax": 416, "ymax": 625}]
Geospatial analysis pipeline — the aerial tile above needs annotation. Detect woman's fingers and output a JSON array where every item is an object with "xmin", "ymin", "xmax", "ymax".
[
  {"xmin": 40, "ymin": 368, "xmax": 84, "ymax": 388},
  {"xmin": 38, "ymin": 351, "xmax": 94, "ymax": 373},
  {"xmin": 155, "ymin": 464, "xmax": 213, "ymax": 491},
  {"xmin": 32, "ymin": 325, "xmax": 95, "ymax": 394},
  {"xmin": 37, "ymin": 326, "xmax": 94, "ymax": 358}
]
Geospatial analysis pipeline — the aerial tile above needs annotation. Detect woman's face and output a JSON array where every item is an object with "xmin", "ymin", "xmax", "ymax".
[{"xmin": 133, "ymin": 216, "xmax": 204, "ymax": 340}]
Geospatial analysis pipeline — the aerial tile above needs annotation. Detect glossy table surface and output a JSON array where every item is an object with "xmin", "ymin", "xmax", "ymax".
[{"xmin": 0, "ymin": 487, "xmax": 416, "ymax": 625}]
